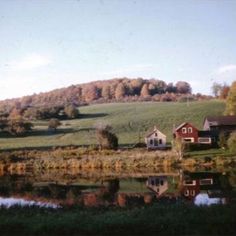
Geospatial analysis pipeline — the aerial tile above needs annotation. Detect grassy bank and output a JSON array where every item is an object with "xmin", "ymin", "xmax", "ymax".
[
  {"xmin": 0, "ymin": 203, "xmax": 236, "ymax": 236},
  {"xmin": 0, "ymin": 147, "xmax": 235, "ymax": 174},
  {"xmin": 0, "ymin": 100, "xmax": 225, "ymax": 149}
]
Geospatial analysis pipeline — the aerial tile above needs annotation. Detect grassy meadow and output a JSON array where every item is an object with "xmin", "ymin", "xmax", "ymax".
[
  {"xmin": 0, "ymin": 100, "xmax": 225, "ymax": 150},
  {"xmin": 0, "ymin": 203, "xmax": 236, "ymax": 236}
]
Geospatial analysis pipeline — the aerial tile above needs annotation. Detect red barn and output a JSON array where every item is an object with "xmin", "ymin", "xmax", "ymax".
[{"xmin": 173, "ymin": 122, "xmax": 199, "ymax": 143}]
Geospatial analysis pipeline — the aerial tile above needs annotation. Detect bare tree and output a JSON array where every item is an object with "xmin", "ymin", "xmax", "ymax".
[{"xmin": 172, "ymin": 137, "xmax": 186, "ymax": 160}]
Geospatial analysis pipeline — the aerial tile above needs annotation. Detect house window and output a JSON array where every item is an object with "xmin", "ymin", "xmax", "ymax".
[
  {"xmin": 188, "ymin": 127, "xmax": 192, "ymax": 133},
  {"xmin": 200, "ymin": 179, "xmax": 213, "ymax": 185},
  {"xmin": 159, "ymin": 139, "xmax": 162, "ymax": 145},
  {"xmin": 198, "ymin": 138, "xmax": 211, "ymax": 144},
  {"xmin": 190, "ymin": 190, "xmax": 195, "ymax": 196},
  {"xmin": 150, "ymin": 139, "xmax": 153, "ymax": 145},
  {"xmin": 155, "ymin": 179, "xmax": 159, "ymax": 185},
  {"xmin": 184, "ymin": 189, "xmax": 189, "ymax": 196},
  {"xmin": 183, "ymin": 138, "xmax": 194, "ymax": 143},
  {"xmin": 160, "ymin": 180, "xmax": 164, "ymax": 186},
  {"xmin": 182, "ymin": 128, "xmax": 187, "ymax": 134},
  {"xmin": 183, "ymin": 180, "xmax": 196, "ymax": 186},
  {"xmin": 155, "ymin": 133, "xmax": 158, "ymax": 137}
]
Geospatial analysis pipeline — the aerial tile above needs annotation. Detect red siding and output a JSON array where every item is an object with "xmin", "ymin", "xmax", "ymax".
[{"xmin": 175, "ymin": 123, "xmax": 199, "ymax": 143}]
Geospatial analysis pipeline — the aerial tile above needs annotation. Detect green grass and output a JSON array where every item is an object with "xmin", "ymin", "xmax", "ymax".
[
  {"xmin": 0, "ymin": 100, "xmax": 225, "ymax": 150},
  {"xmin": 0, "ymin": 203, "xmax": 235, "ymax": 236}
]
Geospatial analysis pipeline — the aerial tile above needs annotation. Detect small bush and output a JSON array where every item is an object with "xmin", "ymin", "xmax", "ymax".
[
  {"xmin": 96, "ymin": 124, "xmax": 118, "ymax": 150},
  {"xmin": 227, "ymin": 132, "xmax": 236, "ymax": 153}
]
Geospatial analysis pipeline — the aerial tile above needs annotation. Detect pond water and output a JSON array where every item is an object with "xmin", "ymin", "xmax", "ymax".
[{"xmin": 0, "ymin": 168, "xmax": 235, "ymax": 208}]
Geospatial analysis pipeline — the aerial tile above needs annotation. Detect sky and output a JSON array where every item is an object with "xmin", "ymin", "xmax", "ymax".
[{"xmin": 0, "ymin": 0, "xmax": 236, "ymax": 100}]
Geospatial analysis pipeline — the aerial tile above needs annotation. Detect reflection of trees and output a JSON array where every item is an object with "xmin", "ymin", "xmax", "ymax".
[{"xmin": 107, "ymin": 179, "xmax": 120, "ymax": 194}]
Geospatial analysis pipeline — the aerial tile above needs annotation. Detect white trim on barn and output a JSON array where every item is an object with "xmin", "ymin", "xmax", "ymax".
[{"xmin": 198, "ymin": 137, "xmax": 212, "ymax": 144}]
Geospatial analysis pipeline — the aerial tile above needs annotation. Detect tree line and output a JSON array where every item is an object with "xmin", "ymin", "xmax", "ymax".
[{"xmin": 0, "ymin": 78, "xmax": 194, "ymax": 113}]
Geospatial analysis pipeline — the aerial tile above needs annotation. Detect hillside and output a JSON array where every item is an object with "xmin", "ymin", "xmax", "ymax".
[
  {"xmin": 0, "ymin": 78, "xmax": 203, "ymax": 114},
  {"xmin": 0, "ymin": 100, "xmax": 225, "ymax": 150}
]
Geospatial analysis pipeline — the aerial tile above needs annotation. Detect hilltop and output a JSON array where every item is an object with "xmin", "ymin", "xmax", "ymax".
[{"xmin": 0, "ymin": 78, "xmax": 211, "ymax": 113}]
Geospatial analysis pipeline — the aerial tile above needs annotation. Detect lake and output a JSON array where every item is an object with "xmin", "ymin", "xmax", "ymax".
[{"xmin": 0, "ymin": 167, "xmax": 235, "ymax": 208}]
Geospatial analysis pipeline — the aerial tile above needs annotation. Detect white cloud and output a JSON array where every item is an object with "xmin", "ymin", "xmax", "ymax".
[
  {"xmin": 9, "ymin": 53, "xmax": 52, "ymax": 70},
  {"xmin": 217, "ymin": 64, "xmax": 236, "ymax": 74}
]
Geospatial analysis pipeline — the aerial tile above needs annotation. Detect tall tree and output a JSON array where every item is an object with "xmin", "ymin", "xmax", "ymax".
[
  {"xmin": 115, "ymin": 83, "xmax": 126, "ymax": 100},
  {"xmin": 211, "ymin": 82, "xmax": 223, "ymax": 97},
  {"xmin": 176, "ymin": 81, "xmax": 192, "ymax": 94},
  {"xmin": 101, "ymin": 84, "xmax": 111, "ymax": 100},
  {"xmin": 225, "ymin": 81, "xmax": 236, "ymax": 115},
  {"xmin": 82, "ymin": 84, "xmax": 99, "ymax": 102},
  {"xmin": 140, "ymin": 84, "xmax": 150, "ymax": 97},
  {"xmin": 219, "ymin": 84, "xmax": 230, "ymax": 99}
]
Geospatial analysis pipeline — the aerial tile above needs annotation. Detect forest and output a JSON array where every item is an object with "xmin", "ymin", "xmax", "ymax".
[{"xmin": 0, "ymin": 78, "xmax": 197, "ymax": 114}]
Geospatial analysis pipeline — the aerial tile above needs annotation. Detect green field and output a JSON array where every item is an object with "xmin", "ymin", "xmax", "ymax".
[
  {"xmin": 0, "ymin": 203, "xmax": 236, "ymax": 236},
  {"xmin": 0, "ymin": 100, "xmax": 225, "ymax": 150}
]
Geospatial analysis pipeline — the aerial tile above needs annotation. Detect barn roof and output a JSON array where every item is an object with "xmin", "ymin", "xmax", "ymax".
[{"xmin": 204, "ymin": 116, "xmax": 236, "ymax": 126}]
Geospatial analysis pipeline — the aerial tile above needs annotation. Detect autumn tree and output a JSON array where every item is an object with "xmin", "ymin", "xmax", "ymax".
[
  {"xmin": 219, "ymin": 84, "xmax": 230, "ymax": 99},
  {"xmin": 64, "ymin": 104, "xmax": 79, "ymax": 119},
  {"xmin": 82, "ymin": 84, "xmax": 99, "ymax": 102},
  {"xmin": 48, "ymin": 118, "xmax": 61, "ymax": 131},
  {"xmin": 101, "ymin": 84, "xmax": 111, "ymax": 100},
  {"xmin": 0, "ymin": 116, "xmax": 8, "ymax": 131},
  {"xmin": 140, "ymin": 84, "xmax": 150, "ymax": 98},
  {"xmin": 9, "ymin": 108, "xmax": 22, "ymax": 119},
  {"xmin": 176, "ymin": 81, "xmax": 192, "ymax": 94},
  {"xmin": 148, "ymin": 83, "xmax": 157, "ymax": 95},
  {"xmin": 130, "ymin": 78, "xmax": 144, "ymax": 95},
  {"xmin": 6, "ymin": 118, "xmax": 33, "ymax": 136},
  {"xmin": 224, "ymin": 81, "xmax": 236, "ymax": 115},
  {"xmin": 95, "ymin": 124, "xmax": 118, "ymax": 150},
  {"xmin": 115, "ymin": 83, "xmax": 126, "ymax": 100},
  {"xmin": 166, "ymin": 83, "xmax": 177, "ymax": 93}
]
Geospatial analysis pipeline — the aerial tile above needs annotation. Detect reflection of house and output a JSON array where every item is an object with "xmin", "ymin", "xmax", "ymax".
[
  {"xmin": 146, "ymin": 176, "xmax": 168, "ymax": 197},
  {"xmin": 181, "ymin": 172, "xmax": 228, "ymax": 202},
  {"xmin": 145, "ymin": 126, "xmax": 166, "ymax": 149},
  {"xmin": 173, "ymin": 122, "xmax": 213, "ymax": 144},
  {"xmin": 203, "ymin": 116, "xmax": 236, "ymax": 139}
]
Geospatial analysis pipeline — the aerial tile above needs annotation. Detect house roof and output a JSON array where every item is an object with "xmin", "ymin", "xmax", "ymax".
[
  {"xmin": 145, "ymin": 126, "xmax": 166, "ymax": 138},
  {"xmin": 174, "ymin": 122, "xmax": 198, "ymax": 132},
  {"xmin": 204, "ymin": 116, "xmax": 236, "ymax": 126}
]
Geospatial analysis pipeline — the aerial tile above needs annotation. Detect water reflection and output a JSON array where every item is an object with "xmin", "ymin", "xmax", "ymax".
[
  {"xmin": 0, "ymin": 197, "xmax": 59, "ymax": 208},
  {"xmin": 0, "ymin": 170, "xmax": 234, "ymax": 208}
]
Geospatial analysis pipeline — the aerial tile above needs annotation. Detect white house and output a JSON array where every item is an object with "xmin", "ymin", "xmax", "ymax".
[
  {"xmin": 145, "ymin": 126, "xmax": 167, "ymax": 149},
  {"xmin": 146, "ymin": 176, "xmax": 168, "ymax": 197}
]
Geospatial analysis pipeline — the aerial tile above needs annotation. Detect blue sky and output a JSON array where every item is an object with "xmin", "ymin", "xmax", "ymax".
[{"xmin": 0, "ymin": 0, "xmax": 236, "ymax": 100}]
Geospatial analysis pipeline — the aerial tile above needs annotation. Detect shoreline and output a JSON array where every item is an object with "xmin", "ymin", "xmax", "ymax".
[{"xmin": 0, "ymin": 146, "xmax": 236, "ymax": 174}]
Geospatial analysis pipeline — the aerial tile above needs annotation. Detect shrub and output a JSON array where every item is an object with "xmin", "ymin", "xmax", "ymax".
[
  {"xmin": 48, "ymin": 118, "xmax": 61, "ymax": 131},
  {"xmin": 95, "ymin": 124, "xmax": 118, "ymax": 150},
  {"xmin": 6, "ymin": 118, "xmax": 33, "ymax": 136},
  {"xmin": 227, "ymin": 132, "xmax": 236, "ymax": 153}
]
